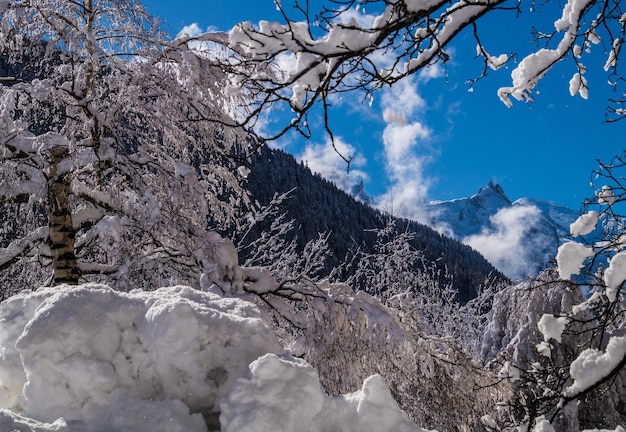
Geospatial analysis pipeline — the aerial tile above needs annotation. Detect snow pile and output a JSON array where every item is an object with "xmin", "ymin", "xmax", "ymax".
[
  {"xmin": 0, "ymin": 284, "xmax": 282, "ymax": 431},
  {"xmin": 0, "ymin": 284, "xmax": 427, "ymax": 432},
  {"xmin": 220, "ymin": 353, "xmax": 428, "ymax": 432}
]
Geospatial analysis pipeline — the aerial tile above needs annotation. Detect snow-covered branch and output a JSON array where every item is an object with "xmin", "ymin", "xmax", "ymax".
[{"xmin": 198, "ymin": 0, "xmax": 626, "ymax": 141}]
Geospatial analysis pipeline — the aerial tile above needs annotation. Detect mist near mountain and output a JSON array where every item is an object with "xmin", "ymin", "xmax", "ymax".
[{"xmin": 424, "ymin": 182, "xmax": 581, "ymax": 279}]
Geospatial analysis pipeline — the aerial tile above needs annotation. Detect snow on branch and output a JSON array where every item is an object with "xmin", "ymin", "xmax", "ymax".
[
  {"xmin": 219, "ymin": 0, "xmax": 509, "ymax": 143},
  {"xmin": 498, "ymin": 0, "xmax": 596, "ymax": 106},
  {"xmin": 199, "ymin": 0, "xmax": 626, "ymax": 139},
  {"xmin": 0, "ymin": 227, "xmax": 47, "ymax": 271}
]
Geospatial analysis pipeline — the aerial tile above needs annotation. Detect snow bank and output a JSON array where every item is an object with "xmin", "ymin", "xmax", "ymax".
[
  {"xmin": 0, "ymin": 284, "xmax": 427, "ymax": 432},
  {"xmin": 0, "ymin": 284, "xmax": 282, "ymax": 431},
  {"xmin": 220, "ymin": 353, "xmax": 429, "ymax": 432}
]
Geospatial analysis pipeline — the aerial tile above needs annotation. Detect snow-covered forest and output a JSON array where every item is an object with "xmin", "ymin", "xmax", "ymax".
[{"xmin": 1, "ymin": 0, "xmax": 626, "ymax": 431}]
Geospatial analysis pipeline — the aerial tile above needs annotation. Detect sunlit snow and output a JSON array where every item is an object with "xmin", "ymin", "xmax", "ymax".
[
  {"xmin": 0, "ymin": 284, "xmax": 427, "ymax": 432},
  {"xmin": 604, "ymin": 251, "xmax": 626, "ymax": 302},
  {"xmin": 565, "ymin": 334, "xmax": 626, "ymax": 397},
  {"xmin": 556, "ymin": 241, "xmax": 593, "ymax": 280},
  {"xmin": 537, "ymin": 313, "xmax": 569, "ymax": 343},
  {"xmin": 569, "ymin": 210, "xmax": 598, "ymax": 236}
]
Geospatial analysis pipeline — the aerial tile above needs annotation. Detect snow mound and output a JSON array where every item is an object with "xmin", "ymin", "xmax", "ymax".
[
  {"xmin": 0, "ymin": 284, "xmax": 282, "ymax": 431},
  {"xmin": 220, "ymin": 353, "xmax": 429, "ymax": 432},
  {"xmin": 0, "ymin": 284, "xmax": 427, "ymax": 432}
]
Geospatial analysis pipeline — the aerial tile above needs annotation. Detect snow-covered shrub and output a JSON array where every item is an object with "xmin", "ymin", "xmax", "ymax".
[
  {"xmin": 235, "ymin": 217, "xmax": 505, "ymax": 430},
  {"xmin": 341, "ymin": 218, "xmax": 497, "ymax": 353},
  {"xmin": 244, "ymin": 275, "xmax": 507, "ymax": 431},
  {"xmin": 482, "ymin": 270, "xmax": 585, "ymax": 363}
]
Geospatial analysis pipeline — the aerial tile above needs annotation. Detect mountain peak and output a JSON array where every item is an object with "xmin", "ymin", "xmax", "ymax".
[{"xmin": 476, "ymin": 181, "xmax": 511, "ymax": 204}]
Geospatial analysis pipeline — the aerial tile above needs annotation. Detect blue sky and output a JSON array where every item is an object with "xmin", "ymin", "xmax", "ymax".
[{"xmin": 146, "ymin": 0, "xmax": 626, "ymax": 214}]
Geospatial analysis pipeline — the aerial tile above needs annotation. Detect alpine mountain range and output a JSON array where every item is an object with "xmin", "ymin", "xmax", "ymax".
[{"xmin": 245, "ymin": 146, "xmax": 582, "ymax": 283}]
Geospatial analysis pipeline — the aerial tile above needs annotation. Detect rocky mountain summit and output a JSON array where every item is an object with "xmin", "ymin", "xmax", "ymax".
[{"xmin": 424, "ymin": 181, "xmax": 581, "ymax": 279}]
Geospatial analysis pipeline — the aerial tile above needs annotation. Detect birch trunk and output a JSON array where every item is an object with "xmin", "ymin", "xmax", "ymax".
[{"xmin": 47, "ymin": 145, "xmax": 79, "ymax": 285}]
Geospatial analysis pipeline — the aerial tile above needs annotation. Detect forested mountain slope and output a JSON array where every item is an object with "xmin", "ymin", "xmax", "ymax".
[
  {"xmin": 0, "ymin": 37, "xmax": 502, "ymax": 301},
  {"xmin": 244, "ymin": 145, "xmax": 507, "ymax": 301}
]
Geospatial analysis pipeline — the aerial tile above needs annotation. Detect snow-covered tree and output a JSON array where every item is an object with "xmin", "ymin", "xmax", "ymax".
[
  {"xmin": 0, "ymin": 0, "xmax": 252, "ymax": 292},
  {"xmin": 195, "ymin": 0, "xmax": 626, "ymax": 150},
  {"xmin": 479, "ymin": 154, "xmax": 626, "ymax": 430},
  {"xmin": 337, "ymin": 217, "xmax": 496, "ymax": 353}
]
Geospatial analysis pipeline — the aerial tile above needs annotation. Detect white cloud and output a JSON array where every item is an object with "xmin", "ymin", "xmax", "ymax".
[
  {"xmin": 418, "ymin": 63, "xmax": 445, "ymax": 82},
  {"xmin": 380, "ymin": 78, "xmax": 426, "ymax": 117},
  {"xmin": 298, "ymin": 138, "xmax": 368, "ymax": 191},
  {"xmin": 382, "ymin": 109, "xmax": 407, "ymax": 125},
  {"xmin": 334, "ymin": 6, "xmax": 378, "ymax": 28},
  {"xmin": 463, "ymin": 205, "xmax": 547, "ymax": 279},
  {"xmin": 382, "ymin": 122, "xmax": 430, "ymax": 161},
  {"xmin": 374, "ymin": 77, "xmax": 434, "ymax": 221}
]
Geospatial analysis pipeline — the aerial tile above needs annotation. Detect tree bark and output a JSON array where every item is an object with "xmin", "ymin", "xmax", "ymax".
[{"xmin": 48, "ymin": 145, "xmax": 79, "ymax": 285}]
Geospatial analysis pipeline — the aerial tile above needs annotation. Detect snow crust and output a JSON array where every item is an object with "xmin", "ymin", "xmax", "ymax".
[{"xmin": 0, "ymin": 284, "xmax": 425, "ymax": 432}]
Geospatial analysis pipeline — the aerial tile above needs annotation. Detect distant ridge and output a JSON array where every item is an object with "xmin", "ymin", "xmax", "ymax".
[{"xmin": 244, "ymin": 146, "xmax": 507, "ymax": 301}]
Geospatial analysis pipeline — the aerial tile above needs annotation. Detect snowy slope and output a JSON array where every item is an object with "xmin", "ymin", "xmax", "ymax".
[
  {"xmin": 426, "ymin": 181, "xmax": 513, "ymax": 238},
  {"xmin": 514, "ymin": 197, "xmax": 582, "ymax": 237},
  {"xmin": 424, "ymin": 182, "xmax": 580, "ymax": 279}
]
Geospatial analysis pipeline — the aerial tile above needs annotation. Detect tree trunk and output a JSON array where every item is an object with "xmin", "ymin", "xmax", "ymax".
[{"xmin": 48, "ymin": 145, "xmax": 79, "ymax": 285}]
